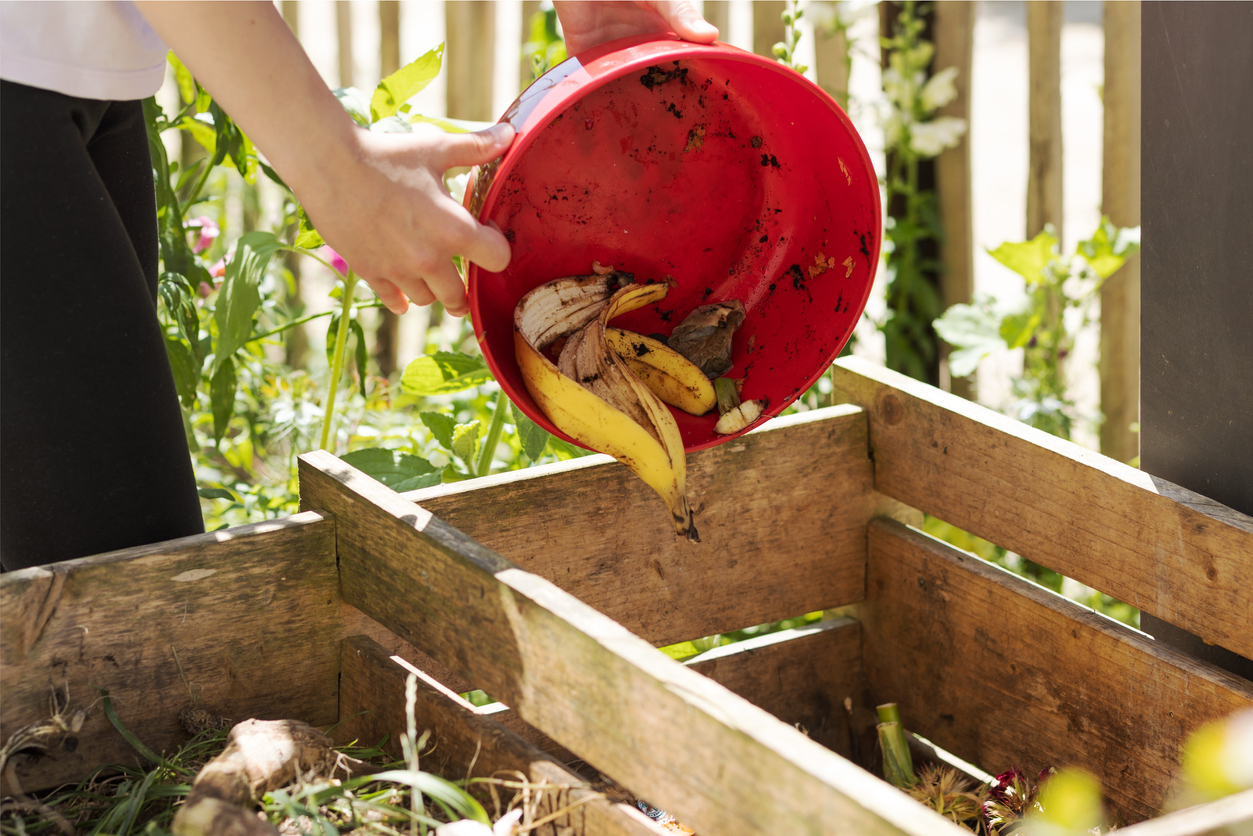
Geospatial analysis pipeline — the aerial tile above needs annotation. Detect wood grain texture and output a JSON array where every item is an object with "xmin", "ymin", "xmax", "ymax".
[
  {"xmin": 0, "ymin": 514, "xmax": 340, "ymax": 795},
  {"xmin": 830, "ymin": 356, "xmax": 1253, "ymax": 662},
  {"xmin": 855, "ymin": 518, "xmax": 1253, "ymax": 825},
  {"xmin": 1026, "ymin": 0, "xmax": 1063, "ymax": 241},
  {"xmin": 446, "ymin": 0, "xmax": 496, "ymax": 122},
  {"xmin": 752, "ymin": 0, "xmax": 786, "ymax": 59},
  {"xmin": 298, "ymin": 449, "xmax": 968, "ymax": 836},
  {"xmin": 685, "ymin": 617, "xmax": 862, "ymax": 757},
  {"xmin": 396, "ymin": 406, "xmax": 873, "ymax": 649},
  {"xmin": 337, "ymin": 636, "xmax": 659, "ymax": 836}
]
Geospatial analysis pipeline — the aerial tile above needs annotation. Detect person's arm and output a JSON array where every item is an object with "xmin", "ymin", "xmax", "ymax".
[
  {"xmin": 135, "ymin": 1, "xmax": 511, "ymax": 317},
  {"xmin": 553, "ymin": 1, "xmax": 718, "ymax": 56}
]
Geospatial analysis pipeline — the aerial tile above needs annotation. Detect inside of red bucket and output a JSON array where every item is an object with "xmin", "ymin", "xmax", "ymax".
[{"xmin": 472, "ymin": 51, "xmax": 879, "ymax": 452}]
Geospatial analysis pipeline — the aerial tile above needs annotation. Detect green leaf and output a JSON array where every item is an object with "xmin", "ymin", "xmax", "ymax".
[
  {"xmin": 401, "ymin": 351, "xmax": 491, "ymax": 395},
  {"xmin": 213, "ymin": 232, "xmax": 283, "ymax": 373},
  {"xmin": 451, "ymin": 421, "xmax": 481, "ymax": 464},
  {"xmin": 360, "ymin": 769, "xmax": 489, "ymax": 824},
  {"xmin": 407, "ymin": 113, "xmax": 470, "ymax": 133},
  {"xmin": 510, "ymin": 401, "xmax": 550, "ymax": 463},
  {"xmin": 988, "ymin": 229, "xmax": 1058, "ymax": 286},
  {"xmin": 1000, "ymin": 308, "xmax": 1042, "ymax": 350},
  {"xmin": 164, "ymin": 336, "xmax": 198, "ymax": 408},
  {"xmin": 933, "ymin": 302, "xmax": 1006, "ymax": 378},
  {"xmin": 1078, "ymin": 217, "xmax": 1141, "ymax": 279},
  {"xmin": 294, "ymin": 207, "xmax": 324, "ymax": 249},
  {"xmin": 420, "ymin": 412, "xmax": 457, "ymax": 450},
  {"xmin": 369, "ymin": 115, "xmax": 413, "ymax": 133},
  {"xmin": 179, "ymin": 113, "xmax": 218, "ymax": 156},
  {"xmin": 371, "ymin": 43, "xmax": 444, "ymax": 121},
  {"xmin": 333, "ymin": 86, "xmax": 372, "ymax": 126},
  {"xmin": 168, "ymin": 52, "xmax": 195, "ymax": 105},
  {"xmin": 339, "ymin": 448, "xmax": 439, "ymax": 490},
  {"xmin": 209, "ymin": 356, "xmax": 237, "ymax": 443},
  {"xmin": 324, "ymin": 311, "xmax": 369, "ymax": 396},
  {"xmin": 547, "ymin": 437, "xmax": 594, "ymax": 459},
  {"xmin": 197, "ymin": 487, "xmax": 239, "ymax": 501}
]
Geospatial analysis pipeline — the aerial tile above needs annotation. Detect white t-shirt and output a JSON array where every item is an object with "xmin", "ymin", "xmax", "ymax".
[{"xmin": 0, "ymin": 1, "xmax": 167, "ymax": 101}]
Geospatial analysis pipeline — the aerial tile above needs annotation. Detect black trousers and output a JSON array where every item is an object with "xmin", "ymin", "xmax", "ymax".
[{"xmin": 1, "ymin": 80, "xmax": 204, "ymax": 571}]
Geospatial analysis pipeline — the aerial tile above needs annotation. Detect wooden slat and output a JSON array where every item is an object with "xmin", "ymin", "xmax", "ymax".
[
  {"xmin": 336, "ymin": 0, "xmax": 354, "ymax": 87},
  {"xmin": 298, "ymin": 449, "xmax": 967, "ymax": 836},
  {"xmin": 685, "ymin": 617, "xmax": 862, "ymax": 757},
  {"xmin": 0, "ymin": 514, "xmax": 339, "ymax": 794},
  {"xmin": 830, "ymin": 356, "xmax": 1253, "ymax": 662},
  {"xmin": 337, "ymin": 636, "xmax": 658, "ymax": 836},
  {"xmin": 1098, "ymin": 0, "xmax": 1142, "ymax": 463},
  {"xmin": 399, "ymin": 406, "xmax": 873, "ymax": 648},
  {"xmin": 813, "ymin": 1, "xmax": 851, "ymax": 111},
  {"xmin": 1116, "ymin": 789, "xmax": 1253, "ymax": 836},
  {"xmin": 855, "ymin": 518, "xmax": 1253, "ymax": 824},
  {"xmin": 1026, "ymin": 0, "xmax": 1063, "ymax": 241},
  {"xmin": 447, "ymin": 0, "xmax": 496, "ymax": 121},
  {"xmin": 932, "ymin": 0, "xmax": 976, "ymax": 400},
  {"xmin": 752, "ymin": 0, "xmax": 786, "ymax": 58}
]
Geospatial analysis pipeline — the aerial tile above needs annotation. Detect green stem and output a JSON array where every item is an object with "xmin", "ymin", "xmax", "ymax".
[
  {"xmin": 180, "ymin": 160, "xmax": 215, "ymax": 217},
  {"xmin": 319, "ymin": 270, "xmax": 360, "ymax": 451},
  {"xmin": 475, "ymin": 393, "xmax": 510, "ymax": 477},
  {"xmin": 250, "ymin": 301, "xmax": 383, "ymax": 343}
]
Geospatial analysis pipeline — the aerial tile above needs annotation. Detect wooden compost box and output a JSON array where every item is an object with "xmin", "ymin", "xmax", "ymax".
[{"xmin": 3, "ymin": 358, "xmax": 1251, "ymax": 834}]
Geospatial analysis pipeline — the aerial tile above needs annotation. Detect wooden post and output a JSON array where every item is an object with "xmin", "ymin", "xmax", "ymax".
[
  {"xmin": 336, "ymin": 0, "xmax": 354, "ymax": 88},
  {"xmin": 933, "ymin": 2, "xmax": 975, "ymax": 399},
  {"xmin": 813, "ymin": 2, "xmax": 851, "ymax": 111},
  {"xmin": 1026, "ymin": 1, "xmax": 1063, "ymax": 242},
  {"xmin": 1099, "ymin": 0, "xmax": 1141, "ymax": 463},
  {"xmin": 752, "ymin": 1, "xmax": 786, "ymax": 58},
  {"xmin": 446, "ymin": 1, "xmax": 497, "ymax": 122},
  {"xmin": 374, "ymin": 0, "xmax": 402, "ymax": 379},
  {"xmin": 519, "ymin": 0, "xmax": 542, "ymax": 88},
  {"xmin": 280, "ymin": 0, "xmax": 308, "ymax": 369},
  {"xmin": 704, "ymin": 0, "xmax": 731, "ymax": 43}
]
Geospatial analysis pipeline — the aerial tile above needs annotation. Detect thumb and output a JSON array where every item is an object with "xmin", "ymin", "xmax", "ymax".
[
  {"xmin": 651, "ymin": 1, "xmax": 719, "ymax": 43},
  {"xmin": 442, "ymin": 122, "xmax": 516, "ymax": 168}
]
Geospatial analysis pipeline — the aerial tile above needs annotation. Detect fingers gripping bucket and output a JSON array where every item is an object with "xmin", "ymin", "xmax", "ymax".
[{"xmin": 466, "ymin": 35, "xmax": 881, "ymax": 452}]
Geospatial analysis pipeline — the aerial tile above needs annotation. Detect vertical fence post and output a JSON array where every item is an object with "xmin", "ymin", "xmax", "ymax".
[
  {"xmin": 374, "ymin": 0, "xmax": 402, "ymax": 379},
  {"xmin": 519, "ymin": 0, "xmax": 542, "ymax": 90},
  {"xmin": 280, "ymin": 0, "xmax": 308, "ymax": 369},
  {"xmin": 446, "ymin": 1, "xmax": 497, "ymax": 122},
  {"xmin": 933, "ymin": 1, "xmax": 975, "ymax": 399},
  {"xmin": 753, "ymin": 1, "xmax": 787, "ymax": 58},
  {"xmin": 1099, "ymin": 0, "xmax": 1141, "ymax": 463},
  {"xmin": 704, "ymin": 1, "xmax": 731, "ymax": 44},
  {"xmin": 336, "ymin": 0, "xmax": 355, "ymax": 88},
  {"xmin": 1026, "ymin": 1, "xmax": 1063, "ymax": 242},
  {"xmin": 812, "ymin": 2, "xmax": 850, "ymax": 111}
]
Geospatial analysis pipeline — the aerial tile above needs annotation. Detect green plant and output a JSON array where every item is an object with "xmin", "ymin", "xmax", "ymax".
[
  {"xmin": 878, "ymin": 0, "xmax": 967, "ymax": 383},
  {"xmin": 522, "ymin": 6, "xmax": 567, "ymax": 84},
  {"xmin": 934, "ymin": 219, "xmax": 1141, "ymax": 441},
  {"xmin": 773, "ymin": 0, "xmax": 809, "ymax": 73}
]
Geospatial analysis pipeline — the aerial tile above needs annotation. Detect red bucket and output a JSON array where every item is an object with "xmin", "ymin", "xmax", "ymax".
[{"xmin": 466, "ymin": 34, "xmax": 881, "ymax": 452}]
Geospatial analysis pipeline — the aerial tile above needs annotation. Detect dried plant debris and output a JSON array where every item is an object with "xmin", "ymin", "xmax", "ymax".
[
  {"xmin": 906, "ymin": 764, "xmax": 987, "ymax": 827},
  {"xmin": 668, "ymin": 300, "xmax": 746, "ymax": 378}
]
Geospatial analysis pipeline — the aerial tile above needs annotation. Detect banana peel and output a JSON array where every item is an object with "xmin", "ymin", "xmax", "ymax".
[
  {"xmin": 515, "ymin": 277, "xmax": 699, "ymax": 541},
  {"xmin": 605, "ymin": 328, "xmax": 717, "ymax": 416}
]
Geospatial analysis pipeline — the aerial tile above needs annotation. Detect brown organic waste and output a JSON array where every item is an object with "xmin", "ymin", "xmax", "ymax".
[{"xmin": 666, "ymin": 300, "xmax": 746, "ymax": 378}]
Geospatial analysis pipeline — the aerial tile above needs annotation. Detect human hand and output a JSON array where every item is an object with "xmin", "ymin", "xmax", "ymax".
[
  {"xmin": 553, "ymin": 1, "xmax": 719, "ymax": 56},
  {"xmin": 298, "ymin": 122, "xmax": 515, "ymax": 318}
]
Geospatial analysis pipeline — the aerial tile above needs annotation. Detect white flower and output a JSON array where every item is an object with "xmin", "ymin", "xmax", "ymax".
[
  {"xmin": 909, "ymin": 116, "xmax": 968, "ymax": 157},
  {"xmin": 920, "ymin": 66, "xmax": 960, "ymax": 113}
]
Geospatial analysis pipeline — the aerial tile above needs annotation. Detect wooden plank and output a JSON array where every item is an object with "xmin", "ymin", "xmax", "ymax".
[
  {"xmin": 1098, "ymin": 0, "xmax": 1142, "ymax": 463},
  {"xmin": 397, "ymin": 406, "xmax": 873, "ymax": 648},
  {"xmin": 373, "ymin": 0, "xmax": 402, "ymax": 378},
  {"xmin": 813, "ymin": 1, "xmax": 851, "ymax": 111},
  {"xmin": 752, "ymin": 0, "xmax": 786, "ymax": 58},
  {"xmin": 685, "ymin": 617, "xmax": 862, "ymax": 758},
  {"xmin": 336, "ymin": 0, "xmax": 354, "ymax": 87},
  {"xmin": 703, "ymin": 0, "xmax": 731, "ymax": 45},
  {"xmin": 854, "ymin": 518, "xmax": 1253, "ymax": 825},
  {"xmin": 337, "ymin": 636, "xmax": 659, "ymax": 836},
  {"xmin": 447, "ymin": 0, "xmax": 496, "ymax": 122},
  {"xmin": 1026, "ymin": 0, "xmax": 1063, "ymax": 241},
  {"xmin": 0, "ymin": 514, "xmax": 340, "ymax": 795},
  {"xmin": 519, "ymin": 0, "xmax": 542, "ymax": 89},
  {"xmin": 932, "ymin": 0, "xmax": 975, "ymax": 400},
  {"xmin": 830, "ymin": 356, "xmax": 1253, "ymax": 663},
  {"xmin": 298, "ymin": 449, "xmax": 968, "ymax": 836},
  {"xmin": 1116, "ymin": 789, "xmax": 1253, "ymax": 836}
]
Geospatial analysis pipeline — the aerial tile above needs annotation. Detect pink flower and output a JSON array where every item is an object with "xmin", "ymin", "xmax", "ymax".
[
  {"xmin": 198, "ymin": 281, "xmax": 214, "ymax": 297},
  {"xmin": 209, "ymin": 258, "xmax": 227, "ymax": 278},
  {"xmin": 322, "ymin": 246, "xmax": 349, "ymax": 276},
  {"xmin": 186, "ymin": 215, "xmax": 221, "ymax": 253}
]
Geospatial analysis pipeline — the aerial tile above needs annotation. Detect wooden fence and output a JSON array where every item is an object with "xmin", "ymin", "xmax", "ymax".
[{"xmin": 274, "ymin": 0, "xmax": 1141, "ymax": 460}]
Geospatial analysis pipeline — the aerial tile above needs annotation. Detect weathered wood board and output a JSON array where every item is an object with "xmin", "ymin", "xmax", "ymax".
[
  {"xmin": 299, "ymin": 450, "xmax": 968, "ymax": 836},
  {"xmin": 399, "ymin": 406, "xmax": 874, "ymax": 649},
  {"xmin": 831, "ymin": 356, "xmax": 1253, "ymax": 662},
  {"xmin": 0, "ymin": 514, "xmax": 340, "ymax": 794},
  {"xmin": 336, "ymin": 636, "xmax": 659, "ymax": 836},
  {"xmin": 854, "ymin": 518, "xmax": 1253, "ymax": 825}
]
